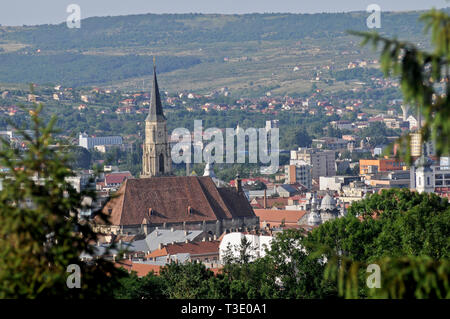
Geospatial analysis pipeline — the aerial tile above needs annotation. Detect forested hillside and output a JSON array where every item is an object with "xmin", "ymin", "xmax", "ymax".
[
  {"xmin": 0, "ymin": 53, "xmax": 200, "ymax": 86},
  {"xmin": 1, "ymin": 12, "xmax": 428, "ymax": 49},
  {"xmin": 0, "ymin": 10, "xmax": 442, "ymax": 91}
]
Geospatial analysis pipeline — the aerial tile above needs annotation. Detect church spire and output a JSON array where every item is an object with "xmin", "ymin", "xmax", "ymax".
[
  {"xmin": 146, "ymin": 57, "xmax": 166, "ymax": 122},
  {"xmin": 141, "ymin": 57, "xmax": 172, "ymax": 178}
]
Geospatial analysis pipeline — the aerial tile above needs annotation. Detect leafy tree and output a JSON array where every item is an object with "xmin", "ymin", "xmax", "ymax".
[
  {"xmin": 0, "ymin": 101, "xmax": 124, "ymax": 298},
  {"xmin": 314, "ymin": 189, "xmax": 450, "ymax": 298},
  {"xmin": 333, "ymin": 67, "xmax": 383, "ymax": 81},
  {"xmin": 67, "ymin": 145, "xmax": 91, "ymax": 170},
  {"xmin": 219, "ymin": 237, "xmax": 279, "ymax": 299},
  {"xmin": 159, "ymin": 261, "xmax": 215, "ymax": 299},
  {"xmin": 280, "ymin": 128, "xmax": 312, "ymax": 149},
  {"xmin": 324, "ymin": 125, "xmax": 342, "ymax": 138},
  {"xmin": 357, "ymin": 122, "xmax": 399, "ymax": 149},
  {"xmin": 224, "ymin": 258, "xmax": 278, "ymax": 299},
  {"xmin": 307, "ymin": 189, "xmax": 450, "ymax": 262},
  {"xmin": 325, "ymin": 253, "xmax": 450, "ymax": 299},
  {"xmin": 265, "ymin": 229, "xmax": 337, "ymax": 298},
  {"xmin": 304, "ymin": 216, "xmax": 381, "ymax": 262},
  {"xmin": 348, "ymin": 189, "xmax": 450, "ymax": 260},
  {"xmin": 114, "ymin": 268, "xmax": 165, "ymax": 299}
]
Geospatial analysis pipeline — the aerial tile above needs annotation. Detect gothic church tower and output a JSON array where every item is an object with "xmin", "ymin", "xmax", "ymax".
[{"xmin": 141, "ymin": 61, "xmax": 172, "ymax": 178}]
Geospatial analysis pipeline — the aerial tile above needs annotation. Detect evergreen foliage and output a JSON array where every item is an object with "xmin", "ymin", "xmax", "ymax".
[{"xmin": 0, "ymin": 101, "xmax": 124, "ymax": 298}]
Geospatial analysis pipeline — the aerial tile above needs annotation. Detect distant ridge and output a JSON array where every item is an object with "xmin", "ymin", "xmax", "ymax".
[{"xmin": 0, "ymin": 9, "xmax": 446, "ymax": 90}]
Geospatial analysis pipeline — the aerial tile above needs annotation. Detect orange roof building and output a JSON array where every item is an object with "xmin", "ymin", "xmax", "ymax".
[
  {"xmin": 146, "ymin": 241, "xmax": 220, "ymax": 262},
  {"xmin": 253, "ymin": 209, "xmax": 307, "ymax": 229},
  {"xmin": 115, "ymin": 260, "xmax": 161, "ymax": 276},
  {"xmin": 359, "ymin": 158, "xmax": 406, "ymax": 175}
]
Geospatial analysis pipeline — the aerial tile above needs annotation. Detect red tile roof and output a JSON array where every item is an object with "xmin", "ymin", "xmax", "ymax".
[
  {"xmin": 105, "ymin": 172, "xmax": 132, "ymax": 185},
  {"xmin": 254, "ymin": 209, "xmax": 307, "ymax": 227},
  {"xmin": 251, "ymin": 197, "xmax": 289, "ymax": 209},
  {"xmin": 115, "ymin": 259, "xmax": 132, "ymax": 271},
  {"xmin": 131, "ymin": 263, "xmax": 161, "ymax": 276},
  {"xmin": 99, "ymin": 176, "xmax": 256, "ymax": 226},
  {"xmin": 209, "ymin": 268, "xmax": 223, "ymax": 276},
  {"xmin": 146, "ymin": 241, "xmax": 220, "ymax": 258},
  {"xmin": 115, "ymin": 260, "xmax": 161, "ymax": 276}
]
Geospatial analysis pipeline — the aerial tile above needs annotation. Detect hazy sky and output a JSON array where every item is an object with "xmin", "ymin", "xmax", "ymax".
[{"xmin": 0, "ymin": 0, "xmax": 448, "ymax": 26}]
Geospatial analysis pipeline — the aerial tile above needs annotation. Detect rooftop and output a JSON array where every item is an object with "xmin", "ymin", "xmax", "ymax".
[
  {"xmin": 99, "ymin": 176, "xmax": 256, "ymax": 226},
  {"xmin": 146, "ymin": 240, "xmax": 220, "ymax": 258}
]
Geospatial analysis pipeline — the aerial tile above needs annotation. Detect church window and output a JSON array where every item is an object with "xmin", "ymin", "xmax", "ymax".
[{"xmin": 159, "ymin": 153, "xmax": 164, "ymax": 173}]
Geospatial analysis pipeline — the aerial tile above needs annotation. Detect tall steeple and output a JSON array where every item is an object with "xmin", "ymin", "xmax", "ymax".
[
  {"xmin": 141, "ymin": 57, "xmax": 172, "ymax": 178},
  {"xmin": 146, "ymin": 58, "xmax": 166, "ymax": 122}
]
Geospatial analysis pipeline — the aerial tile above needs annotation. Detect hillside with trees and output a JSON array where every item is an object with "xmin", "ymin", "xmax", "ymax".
[{"xmin": 0, "ymin": 10, "xmax": 441, "ymax": 92}]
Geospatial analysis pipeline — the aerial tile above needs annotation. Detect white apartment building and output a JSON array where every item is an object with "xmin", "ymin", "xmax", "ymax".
[
  {"xmin": 290, "ymin": 147, "xmax": 336, "ymax": 180},
  {"xmin": 219, "ymin": 232, "xmax": 273, "ymax": 262},
  {"xmin": 319, "ymin": 176, "xmax": 360, "ymax": 192},
  {"xmin": 79, "ymin": 132, "xmax": 123, "ymax": 150}
]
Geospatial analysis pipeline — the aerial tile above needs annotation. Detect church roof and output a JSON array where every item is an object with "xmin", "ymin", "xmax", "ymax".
[
  {"xmin": 307, "ymin": 211, "xmax": 322, "ymax": 226},
  {"xmin": 98, "ymin": 176, "xmax": 256, "ymax": 226},
  {"xmin": 320, "ymin": 193, "xmax": 336, "ymax": 211},
  {"xmin": 414, "ymin": 155, "xmax": 434, "ymax": 168},
  {"xmin": 146, "ymin": 64, "xmax": 166, "ymax": 122}
]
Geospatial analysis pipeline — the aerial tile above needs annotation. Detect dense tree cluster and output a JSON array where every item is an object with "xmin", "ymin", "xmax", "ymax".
[
  {"xmin": 333, "ymin": 67, "xmax": 383, "ymax": 82},
  {"xmin": 0, "ymin": 103, "xmax": 125, "ymax": 298},
  {"xmin": 0, "ymin": 53, "xmax": 201, "ymax": 87},
  {"xmin": 114, "ymin": 190, "xmax": 450, "ymax": 299}
]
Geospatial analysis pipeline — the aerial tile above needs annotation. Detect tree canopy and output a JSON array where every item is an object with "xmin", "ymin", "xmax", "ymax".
[{"xmin": 0, "ymin": 102, "xmax": 124, "ymax": 298}]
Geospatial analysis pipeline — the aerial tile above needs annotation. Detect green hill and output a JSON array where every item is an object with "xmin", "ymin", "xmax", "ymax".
[{"xmin": 0, "ymin": 10, "xmax": 443, "ymax": 95}]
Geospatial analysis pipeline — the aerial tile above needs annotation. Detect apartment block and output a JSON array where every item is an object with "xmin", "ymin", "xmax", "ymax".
[{"xmin": 290, "ymin": 148, "xmax": 336, "ymax": 179}]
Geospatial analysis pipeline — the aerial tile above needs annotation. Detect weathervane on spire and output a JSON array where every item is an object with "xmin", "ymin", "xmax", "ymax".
[{"xmin": 153, "ymin": 56, "xmax": 156, "ymax": 71}]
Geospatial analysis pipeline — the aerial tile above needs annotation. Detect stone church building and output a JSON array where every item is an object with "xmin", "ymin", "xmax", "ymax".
[
  {"xmin": 96, "ymin": 63, "xmax": 258, "ymax": 236},
  {"xmin": 141, "ymin": 63, "xmax": 172, "ymax": 178}
]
